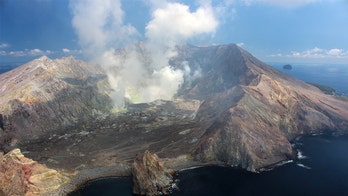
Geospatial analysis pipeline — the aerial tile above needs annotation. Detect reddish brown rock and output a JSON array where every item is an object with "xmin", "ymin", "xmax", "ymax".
[
  {"xmin": 0, "ymin": 148, "xmax": 69, "ymax": 196},
  {"xmin": 132, "ymin": 150, "xmax": 174, "ymax": 195}
]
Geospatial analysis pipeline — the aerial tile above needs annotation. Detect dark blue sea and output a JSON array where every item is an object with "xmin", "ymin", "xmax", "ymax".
[
  {"xmin": 0, "ymin": 62, "xmax": 23, "ymax": 74},
  {"xmin": 271, "ymin": 63, "xmax": 348, "ymax": 95}
]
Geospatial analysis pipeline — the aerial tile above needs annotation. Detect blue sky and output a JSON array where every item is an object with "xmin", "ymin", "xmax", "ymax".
[{"xmin": 1, "ymin": 0, "xmax": 348, "ymax": 65}]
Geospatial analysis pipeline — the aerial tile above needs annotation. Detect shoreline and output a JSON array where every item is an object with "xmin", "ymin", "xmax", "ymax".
[
  {"xmin": 53, "ymin": 156, "xmax": 218, "ymax": 195},
  {"xmin": 53, "ymin": 164, "xmax": 131, "ymax": 195},
  {"xmin": 53, "ymin": 157, "xmax": 284, "ymax": 195},
  {"xmin": 53, "ymin": 133, "xmax": 348, "ymax": 195}
]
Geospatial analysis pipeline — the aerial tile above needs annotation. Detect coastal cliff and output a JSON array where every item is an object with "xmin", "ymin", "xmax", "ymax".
[{"xmin": 132, "ymin": 151, "xmax": 174, "ymax": 195}]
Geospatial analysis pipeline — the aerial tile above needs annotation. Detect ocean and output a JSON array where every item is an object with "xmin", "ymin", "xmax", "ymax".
[
  {"xmin": 68, "ymin": 63, "xmax": 348, "ymax": 196},
  {"xmin": 0, "ymin": 62, "xmax": 23, "ymax": 74},
  {"xmin": 271, "ymin": 63, "xmax": 348, "ymax": 95},
  {"xmin": 174, "ymin": 134, "xmax": 348, "ymax": 196}
]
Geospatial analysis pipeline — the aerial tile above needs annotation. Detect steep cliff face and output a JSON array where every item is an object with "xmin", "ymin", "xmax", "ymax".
[
  {"xmin": 132, "ymin": 150, "xmax": 174, "ymax": 195},
  {"xmin": 0, "ymin": 148, "xmax": 69, "ymax": 196}
]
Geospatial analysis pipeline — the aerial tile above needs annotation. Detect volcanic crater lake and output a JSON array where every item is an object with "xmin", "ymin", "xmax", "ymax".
[{"xmin": 69, "ymin": 133, "xmax": 348, "ymax": 196}]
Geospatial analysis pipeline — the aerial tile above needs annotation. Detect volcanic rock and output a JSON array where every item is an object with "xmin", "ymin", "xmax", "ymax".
[
  {"xmin": 172, "ymin": 44, "xmax": 348, "ymax": 170},
  {"xmin": 0, "ymin": 56, "xmax": 112, "ymax": 152},
  {"xmin": 0, "ymin": 44, "xmax": 348, "ymax": 193},
  {"xmin": 0, "ymin": 148, "xmax": 69, "ymax": 196},
  {"xmin": 132, "ymin": 150, "xmax": 174, "ymax": 195}
]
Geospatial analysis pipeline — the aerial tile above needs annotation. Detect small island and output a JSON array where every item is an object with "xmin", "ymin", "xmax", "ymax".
[{"xmin": 283, "ymin": 64, "xmax": 292, "ymax": 70}]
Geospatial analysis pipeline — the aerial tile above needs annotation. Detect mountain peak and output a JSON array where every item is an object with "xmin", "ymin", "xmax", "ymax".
[
  {"xmin": 59, "ymin": 55, "xmax": 80, "ymax": 63},
  {"xmin": 36, "ymin": 55, "xmax": 51, "ymax": 61}
]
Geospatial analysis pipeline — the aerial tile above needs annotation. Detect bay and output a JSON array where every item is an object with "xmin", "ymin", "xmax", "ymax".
[{"xmin": 69, "ymin": 177, "xmax": 133, "ymax": 196}]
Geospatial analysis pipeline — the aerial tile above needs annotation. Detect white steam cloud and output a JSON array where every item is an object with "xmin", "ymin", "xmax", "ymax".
[
  {"xmin": 70, "ymin": 0, "xmax": 218, "ymax": 107},
  {"xmin": 70, "ymin": 0, "xmax": 138, "ymax": 57},
  {"xmin": 146, "ymin": 2, "xmax": 218, "ymax": 48}
]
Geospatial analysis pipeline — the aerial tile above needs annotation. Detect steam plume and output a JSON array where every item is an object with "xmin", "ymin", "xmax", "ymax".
[
  {"xmin": 70, "ymin": 0, "xmax": 138, "ymax": 57},
  {"xmin": 70, "ymin": 0, "xmax": 218, "ymax": 107}
]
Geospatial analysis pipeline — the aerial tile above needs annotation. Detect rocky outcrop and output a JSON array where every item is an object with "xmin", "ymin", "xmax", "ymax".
[
  {"xmin": 0, "ymin": 148, "xmax": 69, "ymax": 196},
  {"xmin": 132, "ymin": 150, "xmax": 174, "ymax": 195}
]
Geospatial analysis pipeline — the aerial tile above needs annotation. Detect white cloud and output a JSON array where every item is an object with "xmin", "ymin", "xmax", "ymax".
[
  {"xmin": 291, "ymin": 47, "xmax": 323, "ymax": 58},
  {"xmin": 146, "ymin": 2, "xmax": 218, "ymax": 48},
  {"xmin": 0, "ymin": 43, "xmax": 9, "ymax": 49},
  {"xmin": 61, "ymin": 48, "xmax": 83, "ymax": 55},
  {"xmin": 290, "ymin": 47, "xmax": 348, "ymax": 58},
  {"xmin": 30, "ymin": 49, "xmax": 44, "ymax": 55},
  {"xmin": 327, "ymin": 48, "xmax": 344, "ymax": 56},
  {"xmin": 268, "ymin": 53, "xmax": 283, "ymax": 57},
  {"xmin": 242, "ymin": 0, "xmax": 320, "ymax": 8},
  {"xmin": 62, "ymin": 48, "xmax": 70, "ymax": 53},
  {"xmin": 2, "ymin": 49, "xmax": 53, "ymax": 57},
  {"xmin": 269, "ymin": 47, "xmax": 348, "ymax": 59},
  {"xmin": 0, "ymin": 48, "xmax": 83, "ymax": 57},
  {"xmin": 237, "ymin": 42, "xmax": 245, "ymax": 47}
]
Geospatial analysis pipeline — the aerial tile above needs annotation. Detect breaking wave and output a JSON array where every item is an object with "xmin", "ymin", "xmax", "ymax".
[
  {"xmin": 297, "ymin": 150, "xmax": 307, "ymax": 160},
  {"xmin": 259, "ymin": 160, "xmax": 294, "ymax": 172},
  {"xmin": 296, "ymin": 163, "xmax": 312, "ymax": 169}
]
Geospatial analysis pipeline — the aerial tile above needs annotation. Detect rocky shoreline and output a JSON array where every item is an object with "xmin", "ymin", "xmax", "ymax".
[
  {"xmin": 55, "ymin": 165, "xmax": 131, "ymax": 195},
  {"xmin": 1, "ymin": 132, "xmax": 346, "ymax": 195},
  {"xmin": 56, "ymin": 150, "xmax": 294, "ymax": 195},
  {"xmin": 57, "ymin": 133, "xmax": 329, "ymax": 195},
  {"xmin": 55, "ymin": 153, "xmax": 214, "ymax": 195}
]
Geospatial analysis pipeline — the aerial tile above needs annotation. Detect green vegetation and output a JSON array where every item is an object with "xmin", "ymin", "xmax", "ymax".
[
  {"xmin": 307, "ymin": 82, "xmax": 337, "ymax": 95},
  {"xmin": 307, "ymin": 82, "xmax": 348, "ymax": 102}
]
